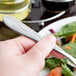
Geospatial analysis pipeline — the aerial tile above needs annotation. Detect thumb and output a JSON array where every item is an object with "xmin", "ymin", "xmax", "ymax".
[{"xmin": 24, "ymin": 35, "xmax": 56, "ymax": 60}]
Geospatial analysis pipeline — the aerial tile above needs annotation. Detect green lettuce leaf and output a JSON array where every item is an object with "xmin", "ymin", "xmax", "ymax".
[
  {"xmin": 54, "ymin": 22, "xmax": 76, "ymax": 37},
  {"xmin": 45, "ymin": 58, "xmax": 67, "ymax": 70},
  {"xmin": 62, "ymin": 64, "xmax": 74, "ymax": 76},
  {"xmin": 61, "ymin": 42, "xmax": 76, "ymax": 58}
]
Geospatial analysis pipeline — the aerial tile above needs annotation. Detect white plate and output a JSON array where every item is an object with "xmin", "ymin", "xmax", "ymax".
[{"xmin": 39, "ymin": 16, "xmax": 76, "ymax": 76}]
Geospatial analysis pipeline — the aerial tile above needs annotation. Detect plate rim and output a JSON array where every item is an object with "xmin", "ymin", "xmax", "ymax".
[{"xmin": 38, "ymin": 16, "xmax": 76, "ymax": 35}]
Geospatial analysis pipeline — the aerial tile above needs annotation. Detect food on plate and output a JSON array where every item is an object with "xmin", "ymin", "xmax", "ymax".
[
  {"xmin": 46, "ymin": 58, "xmax": 74, "ymax": 76},
  {"xmin": 45, "ymin": 21, "xmax": 76, "ymax": 76}
]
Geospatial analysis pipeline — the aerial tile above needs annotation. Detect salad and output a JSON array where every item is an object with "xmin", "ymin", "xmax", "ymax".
[{"xmin": 45, "ymin": 22, "xmax": 76, "ymax": 76}]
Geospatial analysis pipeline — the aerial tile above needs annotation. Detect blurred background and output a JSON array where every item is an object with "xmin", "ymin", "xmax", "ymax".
[{"xmin": 0, "ymin": 0, "xmax": 76, "ymax": 41}]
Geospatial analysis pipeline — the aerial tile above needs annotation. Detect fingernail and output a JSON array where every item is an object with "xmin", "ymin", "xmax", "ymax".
[{"xmin": 44, "ymin": 35, "xmax": 56, "ymax": 43}]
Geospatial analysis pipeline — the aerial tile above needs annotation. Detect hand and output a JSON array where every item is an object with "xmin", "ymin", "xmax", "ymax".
[{"xmin": 0, "ymin": 35, "xmax": 56, "ymax": 76}]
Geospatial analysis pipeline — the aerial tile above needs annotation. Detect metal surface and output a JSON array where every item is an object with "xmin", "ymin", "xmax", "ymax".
[
  {"xmin": 3, "ymin": 16, "xmax": 41, "ymax": 41},
  {"xmin": 23, "ymin": 11, "xmax": 66, "ymax": 23},
  {"xmin": 46, "ymin": 0, "xmax": 73, "ymax": 2}
]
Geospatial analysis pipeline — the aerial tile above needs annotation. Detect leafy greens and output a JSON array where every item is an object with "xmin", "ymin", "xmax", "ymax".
[{"xmin": 54, "ymin": 22, "xmax": 76, "ymax": 37}]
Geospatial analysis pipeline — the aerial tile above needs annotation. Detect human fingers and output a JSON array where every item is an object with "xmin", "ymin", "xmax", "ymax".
[
  {"xmin": 0, "ymin": 36, "xmax": 36, "ymax": 55},
  {"xmin": 23, "ymin": 35, "xmax": 56, "ymax": 70},
  {"xmin": 25, "ymin": 35, "xmax": 56, "ymax": 59},
  {"xmin": 12, "ymin": 36, "xmax": 36, "ymax": 51}
]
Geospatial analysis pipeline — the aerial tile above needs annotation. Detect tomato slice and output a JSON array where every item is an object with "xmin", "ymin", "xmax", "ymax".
[{"xmin": 47, "ymin": 67, "xmax": 62, "ymax": 76}]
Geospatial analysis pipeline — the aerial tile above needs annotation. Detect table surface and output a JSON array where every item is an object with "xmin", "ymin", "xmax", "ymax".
[{"xmin": 0, "ymin": 0, "xmax": 76, "ymax": 41}]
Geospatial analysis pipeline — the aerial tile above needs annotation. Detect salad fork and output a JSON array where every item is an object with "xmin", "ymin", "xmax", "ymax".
[{"xmin": 3, "ymin": 16, "xmax": 76, "ymax": 67}]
